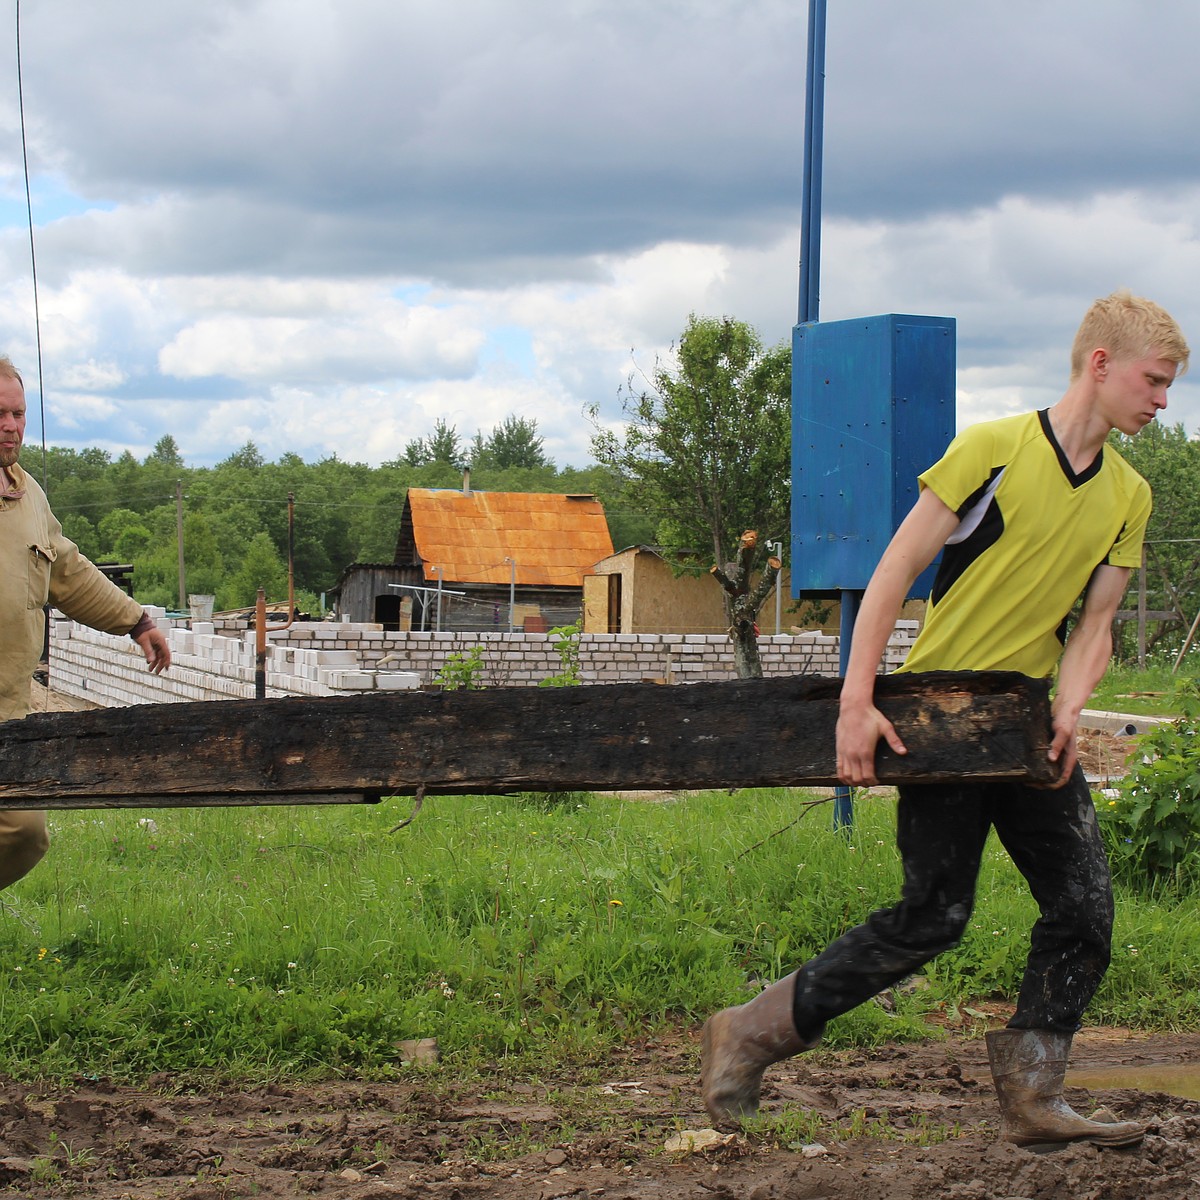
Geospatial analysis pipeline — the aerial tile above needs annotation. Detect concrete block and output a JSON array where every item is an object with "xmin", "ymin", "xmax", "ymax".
[
  {"xmin": 376, "ymin": 671, "xmax": 420, "ymax": 691},
  {"xmin": 314, "ymin": 650, "xmax": 358, "ymax": 668}
]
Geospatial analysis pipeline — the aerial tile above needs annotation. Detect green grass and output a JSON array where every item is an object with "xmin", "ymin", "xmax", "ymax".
[
  {"xmin": 0, "ymin": 786, "xmax": 1196, "ymax": 1083},
  {"xmin": 1087, "ymin": 657, "xmax": 1200, "ymax": 715}
]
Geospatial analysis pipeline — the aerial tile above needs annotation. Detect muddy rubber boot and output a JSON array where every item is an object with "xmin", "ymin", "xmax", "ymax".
[
  {"xmin": 986, "ymin": 1028, "xmax": 1146, "ymax": 1148},
  {"xmin": 701, "ymin": 972, "xmax": 819, "ymax": 1126}
]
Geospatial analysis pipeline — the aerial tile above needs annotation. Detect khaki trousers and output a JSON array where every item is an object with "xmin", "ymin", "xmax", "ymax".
[{"xmin": 0, "ymin": 809, "xmax": 49, "ymax": 890}]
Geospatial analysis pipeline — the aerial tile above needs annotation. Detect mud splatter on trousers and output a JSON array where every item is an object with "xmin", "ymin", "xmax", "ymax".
[{"xmin": 791, "ymin": 766, "xmax": 1112, "ymax": 1038}]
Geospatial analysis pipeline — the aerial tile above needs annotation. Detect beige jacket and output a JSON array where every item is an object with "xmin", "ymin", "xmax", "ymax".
[{"xmin": 1, "ymin": 462, "xmax": 144, "ymax": 721}]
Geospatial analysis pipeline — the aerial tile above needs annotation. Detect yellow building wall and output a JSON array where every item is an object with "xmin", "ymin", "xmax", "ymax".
[{"xmin": 582, "ymin": 548, "xmax": 925, "ymax": 638}]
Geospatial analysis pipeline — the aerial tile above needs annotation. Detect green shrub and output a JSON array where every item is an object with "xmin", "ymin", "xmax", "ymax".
[{"xmin": 1100, "ymin": 682, "xmax": 1200, "ymax": 890}]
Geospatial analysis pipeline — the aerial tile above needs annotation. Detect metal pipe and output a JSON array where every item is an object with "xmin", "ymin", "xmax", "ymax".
[
  {"xmin": 768, "ymin": 540, "xmax": 784, "ymax": 635},
  {"xmin": 834, "ymin": 587, "xmax": 861, "ymax": 831},
  {"xmin": 505, "ymin": 556, "xmax": 515, "ymax": 632},
  {"xmin": 798, "ymin": 0, "xmax": 827, "ymax": 325}
]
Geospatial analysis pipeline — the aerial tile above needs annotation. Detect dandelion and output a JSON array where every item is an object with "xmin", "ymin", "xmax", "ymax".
[{"xmin": 608, "ymin": 899, "xmax": 623, "ymax": 907}]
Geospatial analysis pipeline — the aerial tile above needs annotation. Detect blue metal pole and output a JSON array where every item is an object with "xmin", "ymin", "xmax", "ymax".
[
  {"xmin": 798, "ymin": 0, "xmax": 827, "ymax": 325},
  {"xmin": 834, "ymin": 588, "xmax": 860, "ymax": 829},
  {"xmin": 799, "ymin": 0, "xmax": 857, "ymax": 828}
]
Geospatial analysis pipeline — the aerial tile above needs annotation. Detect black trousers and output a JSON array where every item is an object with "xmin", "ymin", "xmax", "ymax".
[{"xmin": 791, "ymin": 767, "xmax": 1113, "ymax": 1037}]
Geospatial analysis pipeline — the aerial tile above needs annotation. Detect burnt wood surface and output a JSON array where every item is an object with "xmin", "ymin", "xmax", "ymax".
[{"xmin": 0, "ymin": 671, "xmax": 1056, "ymax": 809}]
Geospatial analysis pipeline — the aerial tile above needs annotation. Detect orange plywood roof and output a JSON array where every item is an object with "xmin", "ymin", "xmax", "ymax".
[{"xmin": 406, "ymin": 489, "xmax": 614, "ymax": 587}]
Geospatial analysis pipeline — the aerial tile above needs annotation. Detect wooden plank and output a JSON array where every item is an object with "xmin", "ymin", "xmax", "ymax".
[{"xmin": 0, "ymin": 670, "xmax": 1056, "ymax": 809}]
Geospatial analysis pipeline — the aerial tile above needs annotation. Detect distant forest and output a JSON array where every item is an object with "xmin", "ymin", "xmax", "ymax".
[
  {"xmin": 35, "ymin": 416, "xmax": 656, "ymax": 615},
  {"xmin": 32, "ymin": 412, "xmax": 1200, "ymax": 653}
]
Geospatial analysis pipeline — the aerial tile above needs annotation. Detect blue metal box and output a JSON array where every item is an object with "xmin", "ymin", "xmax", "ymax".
[{"xmin": 791, "ymin": 313, "xmax": 956, "ymax": 597}]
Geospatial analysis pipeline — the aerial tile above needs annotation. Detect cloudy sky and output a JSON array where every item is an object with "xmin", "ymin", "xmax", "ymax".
[{"xmin": 0, "ymin": 0, "xmax": 1197, "ymax": 470}]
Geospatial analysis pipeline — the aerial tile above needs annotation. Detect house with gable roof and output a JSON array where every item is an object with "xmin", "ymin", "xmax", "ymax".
[{"xmin": 328, "ymin": 476, "xmax": 614, "ymax": 632}]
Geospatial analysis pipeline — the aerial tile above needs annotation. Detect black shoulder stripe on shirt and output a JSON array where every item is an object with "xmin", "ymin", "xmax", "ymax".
[{"xmin": 931, "ymin": 467, "xmax": 1007, "ymax": 606}]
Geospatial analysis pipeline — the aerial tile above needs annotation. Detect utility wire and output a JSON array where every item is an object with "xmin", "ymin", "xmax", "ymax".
[{"xmin": 15, "ymin": 0, "xmax": 46, "ymax": 488}]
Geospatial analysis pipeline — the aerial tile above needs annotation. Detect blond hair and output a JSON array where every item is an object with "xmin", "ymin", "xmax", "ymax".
[
  {"xmin": 1070, "ymin": 289, "xmax": 1190, "ymax": 380},
  {"xmin": 0, "ymin": 357, "xmax": 23, "ymax": 388}
]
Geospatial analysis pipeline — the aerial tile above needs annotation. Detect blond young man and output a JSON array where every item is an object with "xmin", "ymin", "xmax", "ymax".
[
  {"xmin": 0, "ymin": 357, "xmax": 170, "ymax": 887},
  {"xmin": 702, "ymin": 291, "xmax": 1188, "ymax": 1148}
]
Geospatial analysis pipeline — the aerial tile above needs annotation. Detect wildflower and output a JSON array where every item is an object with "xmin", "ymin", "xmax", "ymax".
[
  {"xmin": 440, "ymin": 980, "xmax": 455, "ymax": 998},
  {"xmin": 287, "ymin": 962, "xmax": 297, "ymax": 970},
  {"xmin": 608, "ymin": 899, "xmax": 623, "ymax": 907},
  {"xmin": 37, "ymin": 948, "xmax": 47, "ymax": 961}
]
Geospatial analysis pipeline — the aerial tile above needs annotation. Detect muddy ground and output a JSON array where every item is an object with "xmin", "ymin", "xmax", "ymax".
[{"xmin": 1, "ymin": 1023, "xmax": 1198, "ymax": 1199}]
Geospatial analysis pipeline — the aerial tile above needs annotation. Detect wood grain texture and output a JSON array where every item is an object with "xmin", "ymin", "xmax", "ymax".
[{"xmin": 0, "ymin": 671, "xmax": 1055, "ymax": 808}]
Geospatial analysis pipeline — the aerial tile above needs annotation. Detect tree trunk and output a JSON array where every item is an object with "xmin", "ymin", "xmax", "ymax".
[{"xmin": 711, "ymin": 530, "xmax": 780, "ymax": 679}]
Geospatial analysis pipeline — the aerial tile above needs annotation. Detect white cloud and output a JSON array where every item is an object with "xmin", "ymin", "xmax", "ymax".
[
  {"xmin": 0, "ymin": 0, "xmax": 1195, "ymax": 471},
  {"xmin": 159, "ymin": 290, "xmax": 484, "ymax": 385}
]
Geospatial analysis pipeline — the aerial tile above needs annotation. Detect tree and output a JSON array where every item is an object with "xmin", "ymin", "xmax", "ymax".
[
  {"xmin": 590, "ymin": 314, "xmax": 792, "ymax": 674},
  {"xmin": 1110, "ymin": 422, "xmax": 1200, "ymax": 658},
  {"xmin": 147, "ymin": 435, "xmax": 184, "ymax": 467},
  {"xmin": 224, "ymin": 532, "xmax": 288, "ymax": 610},
  {"xmin": 473, "ymin": 415, "xmax": 550, "ymax": 470},
  {"xmin": 399, "ymin": 418, "xmax": 464, "ymax": 468},
  {"xmin": 220, "ymin": 441, "xmax": 265, "ymax": 471}
]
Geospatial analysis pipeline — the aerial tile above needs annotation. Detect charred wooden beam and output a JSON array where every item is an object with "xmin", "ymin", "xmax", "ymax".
[{"xmin": 0, "ymin": 671, "xmax": 1055, "ymax": 809}]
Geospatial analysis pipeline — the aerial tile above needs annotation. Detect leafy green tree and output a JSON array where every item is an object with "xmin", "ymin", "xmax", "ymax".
[
  {"xmin": 472, "ymin": 415, "xmax": 550, "ymax": 470},
  {"xmin": 397, "ymin": 418, "xmax": 463, "ymax": 469},
  {"xmin": 147, "ymin": 435, "xmax": 184, "ymax": 468},
  {"xmin": 60, "ymin": 513, "xmax": 100, "ymax": 560},
  {"xmin": 98, "ymin": 508, "xmax": 152, "ymax": 559},
  {"xmin": 1111, "ymin": 421, "xmax": 1200, "ymax": 658},
  {"xmin": 224, "ymin": 532, "xmax": 288, "ymax": 610},
  {"xmin": 220, "ymin": 441, "xmax": 265, "ymax": 471},
  {"xmin": 590, "ymin": 314, "xmax": 791, "ymax": 672},
  {"xmin": 428, "ymin": 419, "xmax": 464, "ymax": 465}
]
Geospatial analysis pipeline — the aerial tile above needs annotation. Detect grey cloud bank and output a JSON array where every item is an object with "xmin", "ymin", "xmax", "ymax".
[{"xmin": 0, "ymin": 0, "xmax": 1194, "ymax": 467}]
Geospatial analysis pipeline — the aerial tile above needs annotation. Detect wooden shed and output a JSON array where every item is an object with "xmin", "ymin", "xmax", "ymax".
[{"xmin": 331, "ymin": 485, "xmax": 614, "ymax": 632}]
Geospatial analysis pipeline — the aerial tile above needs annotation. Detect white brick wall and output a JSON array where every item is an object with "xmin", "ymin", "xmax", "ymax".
[{"xmin": 47, "ymin": 610, "xmax": 918, "ymax": 710}]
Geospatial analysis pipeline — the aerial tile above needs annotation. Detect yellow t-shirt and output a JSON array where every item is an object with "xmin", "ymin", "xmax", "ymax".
[{"xmin": 899, "ymin": 410, "xmax": 1150, "ymax": 678}]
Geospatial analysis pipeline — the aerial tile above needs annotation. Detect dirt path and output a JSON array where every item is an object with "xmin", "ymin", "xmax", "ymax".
[{"xmin": 1, "ymin": 1025, "xmax": 1198, "ymax": 1198}]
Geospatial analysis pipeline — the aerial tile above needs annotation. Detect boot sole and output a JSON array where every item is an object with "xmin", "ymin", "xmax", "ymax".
[{"xmin": 1010, "ymin": 1129, "xmax": 1145, "ymax": 1151}]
